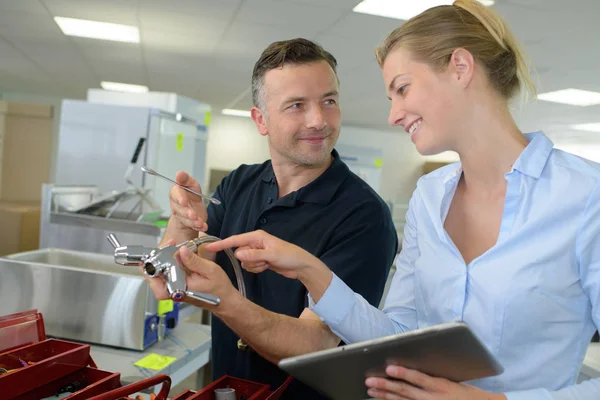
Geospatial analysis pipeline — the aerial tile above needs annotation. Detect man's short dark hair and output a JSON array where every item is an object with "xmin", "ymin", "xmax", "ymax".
[{"xmin": 251, "ymin": 38, "xmax": 338, "ymax": 110}]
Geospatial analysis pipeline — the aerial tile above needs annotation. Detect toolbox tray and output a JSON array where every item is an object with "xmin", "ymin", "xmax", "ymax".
[{"xmin": 12, "ymin": 366, "xmax": 121, "ymax": 400}]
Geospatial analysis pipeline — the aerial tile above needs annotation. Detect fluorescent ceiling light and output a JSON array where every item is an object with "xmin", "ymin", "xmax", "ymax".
[
  {"xmin": 537, "ymin": 89, "xmax": 600, "ymax": 107},
  {"xmin": 222, "ymin": 109, "xmax": 251, "ymax": 117},
  {"xmin": 353, "ymin": 0, "xmax": 494, "ymax": 20},
  {"xmin": 101, "ymin": 81, "xmax": 148, "ymax": 93},
  {"xmin": 54, "ymin": 16, "xmax": 140, "ymax": 43},
  {"xmin": 571, "ymin": 123, "xmax": 600, "ymax": 132}
]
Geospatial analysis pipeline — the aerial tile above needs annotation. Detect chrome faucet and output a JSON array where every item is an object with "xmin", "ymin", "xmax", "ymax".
[{"xmin": 107, "ymin": 233, "xmax": 247, "ymax": 306}]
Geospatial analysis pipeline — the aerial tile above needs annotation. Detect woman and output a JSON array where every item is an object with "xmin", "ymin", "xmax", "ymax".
[{"xmin": 206, "ymin": 0, "xmax": 600, "ymax": 398}]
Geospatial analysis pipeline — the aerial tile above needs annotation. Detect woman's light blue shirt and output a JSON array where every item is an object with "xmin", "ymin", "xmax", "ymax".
[{"xmin": 311, "ymin": 132, "xmax": 600, "ymax": 399}]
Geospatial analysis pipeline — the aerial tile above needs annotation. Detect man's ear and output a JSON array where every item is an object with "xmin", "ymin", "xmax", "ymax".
[
  {"xmin": 448, "ymin": 48, "xmax": 475, "ymax": 89},
  {"xmin": 251, "ymin": 106, "xmax": 269, "ymax": 136}
]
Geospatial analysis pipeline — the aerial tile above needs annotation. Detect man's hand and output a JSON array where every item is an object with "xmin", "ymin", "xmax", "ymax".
[
  {"xmin": 178, "ymin": 245, "xmax": 241, "ymax": 311},
  {"xmin": 168, "ymin": 171, "xmax": 209, "ymax": 234},
  {"xmin": 365, "ymin": 366, "xmax": 507, "ymax": 400},
  {"xmin": 142, "ymin": 241, "xmax": 241, "ymax": 311}
]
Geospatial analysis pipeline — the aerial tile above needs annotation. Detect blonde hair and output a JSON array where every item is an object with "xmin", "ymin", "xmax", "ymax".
[{"xmin": 375, "ymin": 0, "xmax": 536, "ymax": 100}]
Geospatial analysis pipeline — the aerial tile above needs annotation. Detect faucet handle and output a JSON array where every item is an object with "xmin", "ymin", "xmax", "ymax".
[
  {"xmin": 185, "ymin": 291, "xmax": 221, "ymax": 306},
  {"xmin": 115, "ymin": 245, "xmax": 153, "ymax": 266},
  {"xmin": 107, "ymin": 233, "xmax": 122, "ymax": 249},
  {"xmin": 107, "ymin": 233, "xmax": 154, "ymax": 266}
]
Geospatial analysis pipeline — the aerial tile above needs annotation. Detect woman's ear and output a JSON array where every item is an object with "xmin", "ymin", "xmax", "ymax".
[{"xmin": 448, "ymin": 48, "xmax": 475, "ymax": 89}]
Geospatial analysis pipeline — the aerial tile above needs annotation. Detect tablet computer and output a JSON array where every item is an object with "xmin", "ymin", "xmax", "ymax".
[{"xmin": 278, "ymin": 322, "xmax": 503, "ymax": 400}]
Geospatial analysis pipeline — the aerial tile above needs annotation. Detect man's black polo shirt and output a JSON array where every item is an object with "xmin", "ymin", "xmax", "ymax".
[{"xmin": 206, "ymin": 149, "xmax": 398, "ymax": 400}]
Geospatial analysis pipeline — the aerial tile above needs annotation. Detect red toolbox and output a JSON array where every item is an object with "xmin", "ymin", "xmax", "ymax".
[
  {"xmin": 171, "ymin": 375, "xmax": 293, "ymax": 400},
  {"xmin": 0, "ymin": 309, "xmax": 47, "ymax": 353},
  {"xmin": 0, "ymin": 310, "xmax": 292, "ymax": 400},
  {"xmin": 86, "ymin": 374, "xmax": 171, "ymax": 400},
  {"xmin": 12, "ymin": 367, "xmax": 121, "ymax": 400},
  {"xmin": 0, "ymin": 310, "xmax": 121, "ymax": 399}
]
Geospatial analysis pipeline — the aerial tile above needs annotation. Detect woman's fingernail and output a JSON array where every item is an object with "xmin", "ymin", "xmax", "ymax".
[
  {"xmin": 237, "ymin": 250, "xmax": 247, "ymax": 258},
  {"xmin": 365, "ymin": 378, "xmax": 375, "ymax": 386}
]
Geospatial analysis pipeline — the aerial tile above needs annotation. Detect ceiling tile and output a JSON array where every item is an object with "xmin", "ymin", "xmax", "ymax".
[
  {"xmin": 235, "ymin": 0, "xmax": 348, "ymax": 32},
  {"xmin": 0, "ymin": 11, "xmax": 64, "ymax": 40},
  {"xmin": 315, "ymin": 34, "xmax": 379, "ymax": 71},
  {"xmin": 69, "ymin": 37, "xmax": 142, "ymax": 62},
  {"xmin": 17, "ymin": 42, "xmax": 94, "ymax": 76},
  {"xmin": 274, "ymin": 0, "xmax": 360, "ymax": 9},
  {"xmin": 218, "ymin": 21, "xmax": 318, "ymax": 60},
  {"xmin": 142, "ymin": 29, "xmax": 219, "ymax": 55},
  {"xmin": 0, "ymin": 0, "xmax": 48, "ymax": 13},
  {"xmin": 43, "ymin": 0, "xmax": 139, "ymax": 25},
  {"xmin": 139, "ymin": 10, "xmax": 231, "ymax": 38},
  {"xmin": 139, "ymin": 0, "xmax": 243, "ymax": 21},
  {"xmin": 322, "ymin": 12, "xmax": 402, "ymax": 45}
]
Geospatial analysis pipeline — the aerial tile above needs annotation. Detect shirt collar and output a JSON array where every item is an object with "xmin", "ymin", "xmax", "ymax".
[
  {"xmin": 440, "ymin": 131, "xmax": 554, "ymax": 184},
  {"xmin": 260, "ymin": 166, "xmax": 275, "ymax": 183},
  {"xmin": 261, "ymin": 149, "xmax": 348, "ymax": 205},
  {"xmin": 511, "ymin": 132, "xmax": 554, "ymax": 178},
  {"xmin": 298, "ymin": 149, "xmax": 348, "ymax": 205}
]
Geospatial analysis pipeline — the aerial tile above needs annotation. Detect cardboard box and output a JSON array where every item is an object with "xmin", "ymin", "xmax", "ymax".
[
  {"xmin": 0, "ymin": 201, "xmax": 40, "ymax": 256},
  {"xmin": 0, "ymin": 101, "xmax": 54, "ymax": 203}
]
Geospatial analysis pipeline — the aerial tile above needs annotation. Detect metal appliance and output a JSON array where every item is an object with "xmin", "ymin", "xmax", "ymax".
[
  {"xmin": 0, "ymin": 248, "xmax": 178, "ymax": 350},
  {"xmin": 40, "ymin": 184, "xmax": 163, "ymax": 255},
  {"xmin": 54, "ymin": 97, "xmax": 209, "ymax": 217}
]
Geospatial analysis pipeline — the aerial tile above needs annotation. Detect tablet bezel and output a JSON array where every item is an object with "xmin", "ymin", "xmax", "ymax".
[{"xmin": 278, "ymin": 321, "xmax": 503, "ymax": 400}]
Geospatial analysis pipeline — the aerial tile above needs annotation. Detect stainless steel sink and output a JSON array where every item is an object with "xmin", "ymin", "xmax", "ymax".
[
  {"xmin": 0, "ymin": 248, "xmax": 163, "ymax": 350},
  {"xmin": 7, "ymin": 248, "xmax": 139, "ymax": 276}
]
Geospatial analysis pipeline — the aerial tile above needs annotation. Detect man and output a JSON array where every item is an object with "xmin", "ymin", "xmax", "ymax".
[{"xmin": 149, "ymin": 38, "xmax": 398, "ymax": 399}]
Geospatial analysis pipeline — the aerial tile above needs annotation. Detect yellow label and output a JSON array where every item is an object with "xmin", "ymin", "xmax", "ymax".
[
  {"xmin": 374, "ymin": 158, "xmax": 383, "ymax": 168},
  {"xmin": 134, "ymin": 353, "xmax": 176, "ymax": 370},
  {"xmin": 204, "ymin": 110, "xmax": 212, "ymax": 126},
  {"xmin": 158, "ymin": 299, "xmax": 174, "ymax": 315},
  {"xmin": 176, "ymin": 133, "xmax": 184, "ymax": 151}
]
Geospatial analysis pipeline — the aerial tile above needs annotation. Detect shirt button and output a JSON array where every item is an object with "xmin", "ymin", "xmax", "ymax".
[
  {"xmin": 260, "ymin": 218, "xmax": 267, "ymax": 224},
  {"xmin": 267, "ymin": 198, "xmax": 273, "ymax": 204}
]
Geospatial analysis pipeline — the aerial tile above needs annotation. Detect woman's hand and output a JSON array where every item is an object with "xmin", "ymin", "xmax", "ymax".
[
  {"xmin": 365, "ymin": 366, "xmax": 507, "ymax": 400},
  {"xmin": 203, "ymin": 230, "xmax": 325, "ymax": 280}
]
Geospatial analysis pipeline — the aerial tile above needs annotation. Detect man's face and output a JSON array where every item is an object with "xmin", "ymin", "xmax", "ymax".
[{"xmin": 252, "ymin": 61, "xmax": 341, "ymax": 167}]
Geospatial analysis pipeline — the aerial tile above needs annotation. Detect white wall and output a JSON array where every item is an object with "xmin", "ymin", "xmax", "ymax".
[
  {"xmin": 335, "ymin": 125, "xmax": 424, "ymax": 202},
  {"xmin": 205, "ymin": 115, "xmax": 271, "ymax": 175}
]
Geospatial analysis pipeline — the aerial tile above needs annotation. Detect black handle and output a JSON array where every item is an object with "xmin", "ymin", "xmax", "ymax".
[{"xmin": 130, "ymin": 137, "xmax": 146, "ymax": 164}]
